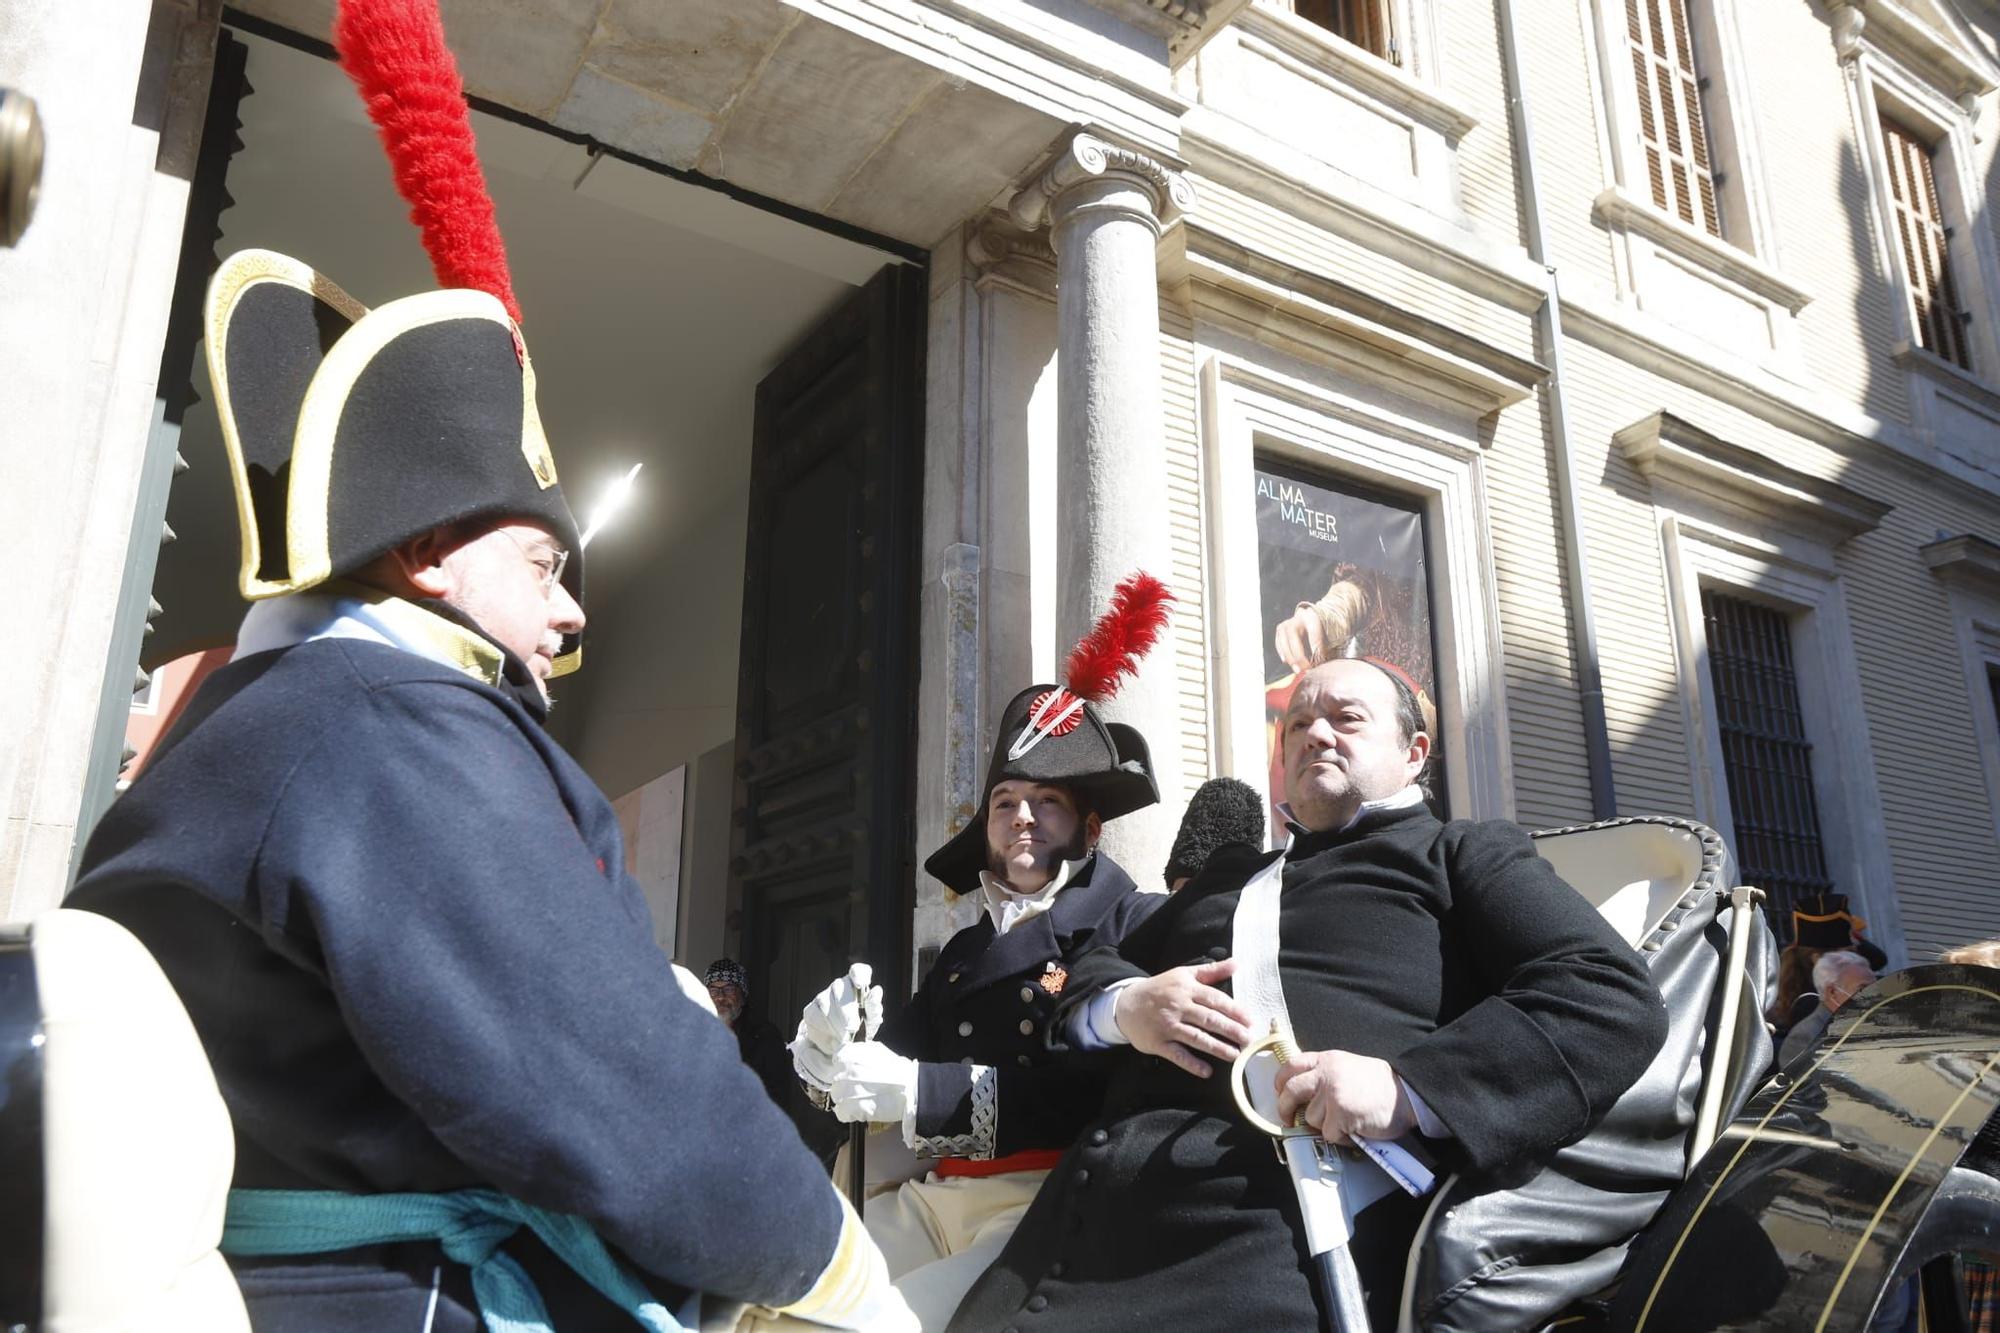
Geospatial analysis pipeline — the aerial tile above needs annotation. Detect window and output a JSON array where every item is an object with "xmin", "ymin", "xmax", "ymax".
[
  {"xmin": 1700, "ymin": 590, "xmax": 1835, "ymax": 925},
  {"xmin": 1586, "ymin": 0, "xmax": 1808, "ymax": 362},
  {"xmin": 1200, "ymin": 354, "xmax": 1517, "ymax": 825},
  {"xmin": 1837, "ymin": 5, "xmax": 2000, "ymax": 446},
  {"xmin": 1625, "ymin": 0, "xmax": 1721, "ymax": 237},
  {"xmin": 1624, "ymin": 410, "xmax": 1901, "ymax": 956},
  {"xmin": 1288, "ymin": 0, "xmax": 1397, "ymax": 63},
  {"xmin": 1879, "ymin": 115, "xmax": 1973, "ymax": 371}
]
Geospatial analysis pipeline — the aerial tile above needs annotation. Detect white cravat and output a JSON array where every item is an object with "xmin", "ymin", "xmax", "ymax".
[{"xmin": 978, "ymin": 858, "xmax": 1084, "ymax": 937}]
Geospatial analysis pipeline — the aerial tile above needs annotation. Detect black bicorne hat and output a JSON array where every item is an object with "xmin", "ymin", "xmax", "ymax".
[
  {"xmin": 922, "ymin": 571, "xmax": 1175, "ymax": 894},
  {"xmin": 1791, "ymin": 892, "xmax": 1868, "ymax": 951},
  {"xmin": 922, "ymin": 685, "xmax": 1159, "ymax": 894},
  {"xmin": 204, "ymin": 250, "xmax": 586, "ymax": 674}
]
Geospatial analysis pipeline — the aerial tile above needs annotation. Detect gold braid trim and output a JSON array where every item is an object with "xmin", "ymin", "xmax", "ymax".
[{"xmin": 771, "ymin": 1192, "xmax": 874, "ymax": 1321}]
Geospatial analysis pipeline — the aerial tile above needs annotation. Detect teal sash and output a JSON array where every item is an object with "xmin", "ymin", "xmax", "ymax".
[{"xmin": 222, "ymin": 1188, "xmax": 689, "ymax": 1333}]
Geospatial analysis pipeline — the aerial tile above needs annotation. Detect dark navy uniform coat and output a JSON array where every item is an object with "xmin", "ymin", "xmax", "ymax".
[
  {"xmin": 877, "ymin": 853, "xmax": 1161, "ymax": 1158},
  {"xmin": 71, "ymin": 624, "xmax": 845, "ymax": 1331}
]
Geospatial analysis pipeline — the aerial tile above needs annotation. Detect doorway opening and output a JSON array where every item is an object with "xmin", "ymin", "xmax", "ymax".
[{"xmin": 139, "ymin": 28, "xmax": 928, "ymax": 1145}]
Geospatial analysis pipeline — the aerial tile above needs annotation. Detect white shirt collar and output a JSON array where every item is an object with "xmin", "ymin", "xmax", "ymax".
[
  {"xmin": 235, "ymin": 589, "xmax": 451, "ymax": 668},
  {"xmin": 978, "ymin": 858, "xmax": 1086, "ymax": 937},
  {"xmin": 1276, "ymin": 784, "xmax": 1426, "ymax": 844}
]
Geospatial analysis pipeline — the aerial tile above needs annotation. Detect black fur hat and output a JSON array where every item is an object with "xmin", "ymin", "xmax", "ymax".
[{"xmin": 1164, "ymin": 777, "xmax": 1267, "ymax": 887}]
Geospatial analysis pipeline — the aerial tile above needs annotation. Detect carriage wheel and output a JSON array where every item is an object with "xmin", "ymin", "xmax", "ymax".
[{"xmin": 1886, "ymin": 1166, "xmax": 2000, "ymax": 1332}]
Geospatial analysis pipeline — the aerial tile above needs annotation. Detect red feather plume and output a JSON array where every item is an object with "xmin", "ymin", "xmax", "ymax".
[
  {"xmin": 1064, "ymin": 572, "xmax": 1175, "ymax": 703},
  {"xmin": 333, "ymin": 0, "xmax": 522, "ymax": 322}
]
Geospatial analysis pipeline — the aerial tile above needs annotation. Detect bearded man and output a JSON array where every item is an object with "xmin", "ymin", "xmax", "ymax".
[
  {"xmin": 793, "ymin": 591, "xmax": 1171, "ymax": 1329},
  {"xmin": 708, "ymin": 958, "xmax": 793, "ymax": 1108},
  {"xmin": 949, "ymin": 657, "xmax": 1668, "ymax": 1330}
]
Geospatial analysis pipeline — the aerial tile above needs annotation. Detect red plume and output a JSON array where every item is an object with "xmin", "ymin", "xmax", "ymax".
[
  {"xmin": 1064, "ymin": 572, "xmax": 1175, "ymax": 703},
  {"xmin": 333, "ymin": 0, "xmax": 521, "ymax": 322}
]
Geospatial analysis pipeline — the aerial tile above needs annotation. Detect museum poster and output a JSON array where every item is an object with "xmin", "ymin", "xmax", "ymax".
[{"xmin": 1253, "ymin": 463, "xmax": 1442, "ymax": 821}]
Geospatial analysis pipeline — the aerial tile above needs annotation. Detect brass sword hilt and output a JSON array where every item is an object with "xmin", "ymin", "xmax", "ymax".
[{"xmin": 1229, "ymin": 1019, "xmax": 1318, "ymax": 1141}]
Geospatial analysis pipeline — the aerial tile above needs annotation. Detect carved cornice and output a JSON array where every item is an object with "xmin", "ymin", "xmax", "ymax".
[
  {"xmin": 1615, "ymin": 411, "xmax": 1893, "ymax": 545},
  {"xmin": 1922, "ymin": 533, "xmax": 2000, "ymax": 597},
  {"xmin": 1593, "ymin": 186, "xmax": 1815, "ymax": 314},
  {"xmin": 966, "ymin": 217, "xmax": 1059, "ymax": 297},
  {"xmin": 968, "ymin": 220, "xmax": 1057, "ymax": 270},
  {"xmin": 1079, "ymin": 0, "xmax": 1256, "ymax": 66},
  {"xmin": 1008, "ymin": 133, "xmax": 1198, "ymax": 233},
  {"xmin": 1825, "ymin": 0, "xmax": 2000, "ymax": 96},
  {"xmin": 1178, "ymin": 225, "xmax": 1540, "ymax": 415}
]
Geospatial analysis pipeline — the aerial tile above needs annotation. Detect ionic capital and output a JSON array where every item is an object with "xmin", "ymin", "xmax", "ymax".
[{"xmin": 1007, "ymin": 134, "xmax": 1197, "ymax": 234}]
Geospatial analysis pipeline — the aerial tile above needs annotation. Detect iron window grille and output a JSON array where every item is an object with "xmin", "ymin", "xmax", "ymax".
[{"xmin": 1701, "ymin": 589, "xmax": 1835, "ymax": 928}]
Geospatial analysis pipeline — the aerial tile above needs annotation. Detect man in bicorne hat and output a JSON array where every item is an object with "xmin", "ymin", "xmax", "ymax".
[
  {"xmin": 69, "ymin": 1, "xmax": 908, "ymax": 1321},
  {"xmin": 68, "ymin": 248, "xmax": 907, "ymax": 1329},
  {"xmin": 791, "ymin": 580, "xmax": 1174, "ymax": 1329}
]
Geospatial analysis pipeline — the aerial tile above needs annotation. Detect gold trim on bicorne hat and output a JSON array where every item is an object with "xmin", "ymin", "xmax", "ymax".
[
  {"xmin": 203, "ymin": 248, "xmax": 585, "ymax": 675},
  {"xmin": 204, "ymin": 250, "xmax": 368, "ymax": 599}
]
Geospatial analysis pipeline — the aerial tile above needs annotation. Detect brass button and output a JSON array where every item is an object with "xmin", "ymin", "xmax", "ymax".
[
  {"xmin": 949, "ymin": 971, "xmax": 961, "ymax": 983},
  {"xmin": 958, "ymin": 1021, "xmax": 974, "ymax": 1037},
  {"xmin": 1017, "ymin": 1054, "xmax": 1033, "ymax": 1067},
  {"xmin": 1019, "ymin": 1019, "xmax": 1035, "ymax": 1036},
  {"xmin": 1020, "ymin": 986, "xmax": 1035, "ymax": 1003}
]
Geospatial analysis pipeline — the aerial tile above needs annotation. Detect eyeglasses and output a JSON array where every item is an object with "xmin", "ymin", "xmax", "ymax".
[{"xmin": 494, "ymin": 529, "xmax": 570, "ymax": 596}]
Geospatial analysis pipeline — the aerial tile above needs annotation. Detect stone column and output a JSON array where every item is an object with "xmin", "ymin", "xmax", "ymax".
[{"xmin": 1009, "ymin": 134, "xmax": 1195, "ymax": 884}]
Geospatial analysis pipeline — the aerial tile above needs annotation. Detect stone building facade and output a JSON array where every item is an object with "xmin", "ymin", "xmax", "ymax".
[{"xmin": 9, "ymin": 0, "xmax": 2000, "ymax": 1007}]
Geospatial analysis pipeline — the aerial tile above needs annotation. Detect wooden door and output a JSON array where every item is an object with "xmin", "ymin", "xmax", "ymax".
[{"xmin": 731, "ymin": 264, "xmax": 925, "ymax": 1108}]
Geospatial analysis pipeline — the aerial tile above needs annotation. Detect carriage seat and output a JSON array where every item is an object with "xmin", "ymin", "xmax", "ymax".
[
  {"xmin": 1399, "ymin": 816, "xmax": 1777, "ymax": 1333},
  {"xmin": 1531, "ymin": 817, "xmax": 1711, "ymax": 949},
  {"xmin": 0, "ymin": 908, "xmax": 249, "ymax": 1333}
]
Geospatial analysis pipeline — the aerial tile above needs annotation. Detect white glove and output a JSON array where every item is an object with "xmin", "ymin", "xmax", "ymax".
[
  {"xmin": 790, "ymin": 1043, "xmax": 837, "ymax": 1097},
  {"xmin": 791, "ymin": 964, "xmax": 885, "ymax": 1106},
  {"xmin": 796, "ymin": 963, "xmax": 884, "ymax": 1056},
  {"xmin": 828, "ymin": 1041, "xmax": 919, "ymax": 1128}
]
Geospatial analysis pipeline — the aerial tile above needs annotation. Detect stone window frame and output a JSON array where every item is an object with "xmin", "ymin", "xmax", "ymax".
[
  {"xmin": 1621, "ymin": 412, "xmax": 1905, "ymax": 962},
  {"xmin": 1280, "ymin": 0, "xmax": 1402, "ymax": 65},
  {"xmin": 1839, "ymin": 15, "xmax": 2000, "ymax": 397},
  {"xmin": 1580, "ymin": 0, "xmax": 1813, "ymax": 339},
  {"xmin": 1233, "ymin": 0, "xmax": 1472, "ymax": 147},
  {"xmin": 1197, "ymin": 350, "xmax": 1514, "ymax": 824},
  {"xmin": 1921, "ymin": 536, "xmax": 2000, "ymax": 861}
]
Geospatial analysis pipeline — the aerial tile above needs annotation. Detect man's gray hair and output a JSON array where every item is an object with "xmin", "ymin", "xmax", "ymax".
[{"xmin": 1812, "ymin": 949, "xmax": 1871, "ymax": 993}]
